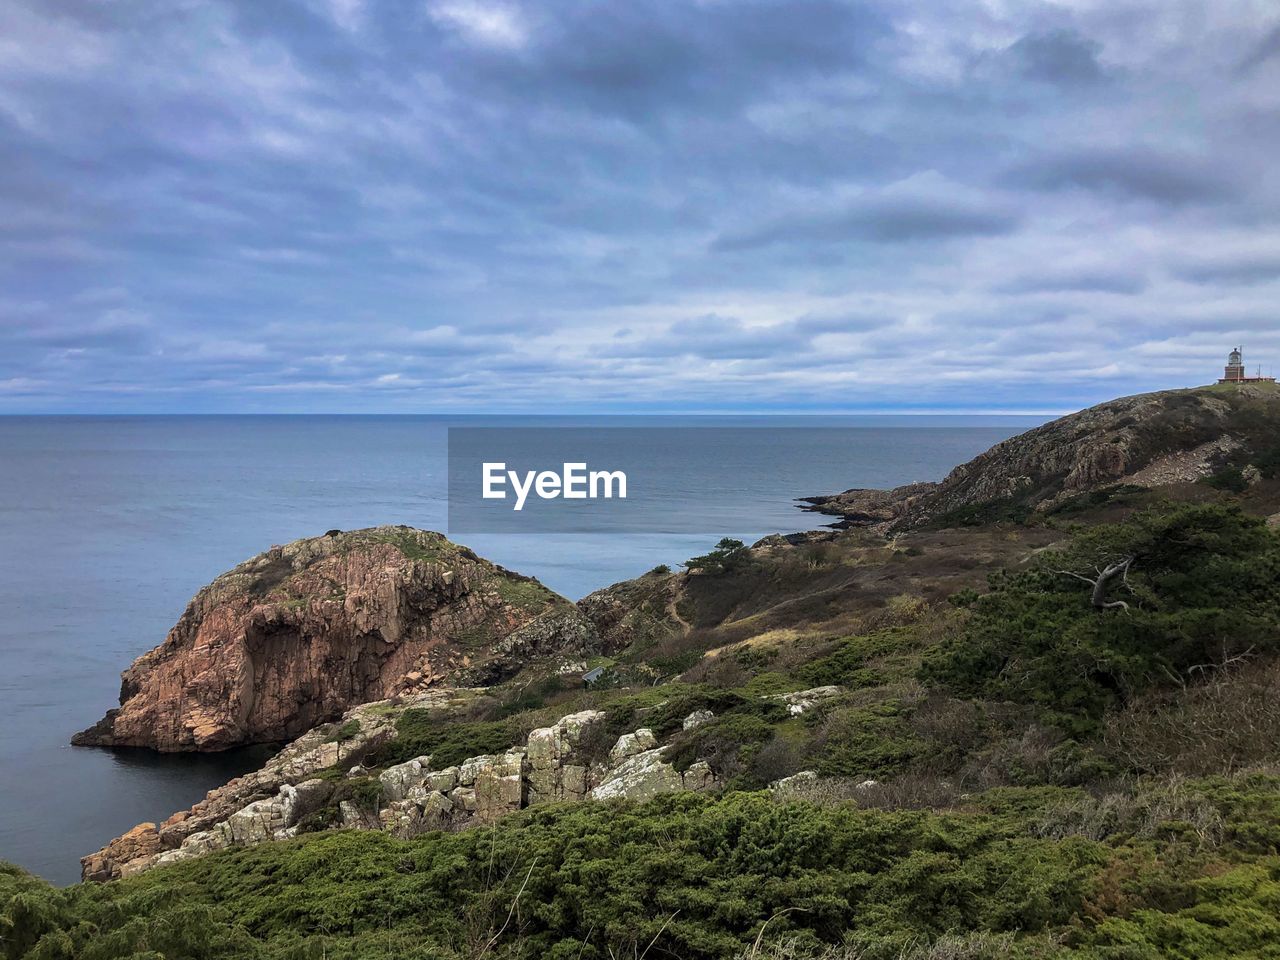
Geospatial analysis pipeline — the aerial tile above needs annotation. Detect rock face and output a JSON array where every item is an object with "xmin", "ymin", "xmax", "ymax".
[
  {"xmin": 73, "ymin": 527, "xmax": 597, "ymax": 752},
  {"xmin": 805, "ymin": 383, "xmax": 1280, "ymax": 531}
]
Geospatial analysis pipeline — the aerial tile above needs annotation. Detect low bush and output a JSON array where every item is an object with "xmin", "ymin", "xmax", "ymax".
[{"xmin": 9, "ymin": 775, "xmax": 1280, "ymax": 960}]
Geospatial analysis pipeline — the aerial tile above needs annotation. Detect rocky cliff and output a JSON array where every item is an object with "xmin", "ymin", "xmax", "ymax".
[
  {"xmin": 805, "ymin": 382, "xmax": 1280, "ymax": 530},
  {"xmin": 72, "ymin": 527, "xmax": 598, "ymax": 752}
]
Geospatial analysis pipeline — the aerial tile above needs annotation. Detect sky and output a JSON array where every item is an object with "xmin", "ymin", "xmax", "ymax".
[{"xmin": 2, "ymin": 0, "xmax": 1279, "ymax": 414}]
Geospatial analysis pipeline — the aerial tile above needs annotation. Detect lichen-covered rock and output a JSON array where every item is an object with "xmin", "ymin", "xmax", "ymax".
[
  {"xmin": 222, "ymin": 798, "xmax": 282, "ymax": 845},
  {"xmin": 380, "ymin": 757, "xmax": 432, "ymax": 802},
  {"xmin": 420, "ymin": 790, "xmax": 454, "ymax": 823},
  {"xmin": 379, "ymin": 800, "xmax": 425, "ymax": 839},
  {"xmin": 683, "ymin": 760, "xmax": 716, "ymax": 792},
  {"xmin": 426, "ymin": 767, "xmax": 459, "ymax": 793},
  {"xmin": 80, "ymin": 691, "xmax": 463, "ymax": 881},
  {"xmin": 449, "ymin": 786, "xmax": 477, "ymax": 813},
  {"xmin": 340, "ymin": 801, "xmax": 375, "ymax": 829},
  {"xmin": 767, "ymin": 686, "xmax": 841, "ymax": 716},
  {"xmin": 590, "ymin": 748, "xmax": 684, "ymax": 800},
  {"xmin": 475, "ymin": 749, "xmax": 528, "ymax": 821},
  {"xmin": 608, "ymin": 728, "xmax": 657, "ymax": 764},
  {"xmin": 458, "ymin": 754, "xmax": 493, "ymax": 787},
  {"xmin": 526, "ymin": 709, "xmax": 605, "ymax": 803},
  {"xmin": 87, "ymin": 701, "xmax": 718, "ymax": 880},
  {"xmin": 216, "ymin": 776, "xmax": 332, "ymax": 847},
  {"xmin": 151, "ymin": 828, "xmax": 227, "ymax": 870},
  {"xmin": 683, "ymin": 710, "xmax": 715, "ymax": 731},
  {"xmin": 73, "ymin": 527, "xmax": 594, "ymax": 752},
  {"xmin": 770, "ymin": 770, "xmax": 818, "ymax": 792}
]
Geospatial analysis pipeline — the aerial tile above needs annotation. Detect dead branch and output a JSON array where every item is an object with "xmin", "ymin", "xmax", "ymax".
[{"xmin": 1054, "ymin": 556, "xmax": 1135, "ymax": 612}]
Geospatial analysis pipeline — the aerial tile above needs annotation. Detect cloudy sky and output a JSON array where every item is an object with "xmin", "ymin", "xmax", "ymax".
[{"xmin": 3, "ymin": 0, "xmax": 1279, "ymax": 413}]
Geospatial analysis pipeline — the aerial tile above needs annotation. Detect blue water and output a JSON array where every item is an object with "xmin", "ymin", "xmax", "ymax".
[{"xmin": 0, "ymin": 415, "xmax": 1040, "ymax": 883}]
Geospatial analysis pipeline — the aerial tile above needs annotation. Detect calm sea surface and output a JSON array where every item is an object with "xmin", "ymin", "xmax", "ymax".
[{"xmin": 0, "ymin": 415, "xmax": 1041, "ymax": 883}]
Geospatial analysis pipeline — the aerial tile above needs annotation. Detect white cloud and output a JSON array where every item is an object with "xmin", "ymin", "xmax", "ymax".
[
  {"xmin": 326, "ymin": 0, "xmax": 366, "ymax": 33},
  {"xmin": 428, "ymin": 1, "xmax": 528, "ymax": 48}
]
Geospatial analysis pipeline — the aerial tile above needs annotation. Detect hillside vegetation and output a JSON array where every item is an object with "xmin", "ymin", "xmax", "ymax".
[{"xmin": 6, "ymin": 494, "xmax": 1280, "ymax": 958}]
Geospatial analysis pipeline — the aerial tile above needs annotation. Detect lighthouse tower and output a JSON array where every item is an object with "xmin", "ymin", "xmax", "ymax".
[
  {"xmin": 1217, "ymin": 347, "xmax": 1275, "ymax": 384},
  {"xmin": 1222, "ymin": 347, "xmax": 1246, "ymax": 382}
]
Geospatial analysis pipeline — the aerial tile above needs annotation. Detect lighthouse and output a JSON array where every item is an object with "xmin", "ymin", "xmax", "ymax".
[{"xmin": 1218, "ymin": 347, "xmax": 1275, "ymax": 384}]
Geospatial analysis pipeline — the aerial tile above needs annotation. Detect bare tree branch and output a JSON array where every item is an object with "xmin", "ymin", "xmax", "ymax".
[{"xmin": 1054, "ymin": 556, "xmax": 1135, "ymax": 613}]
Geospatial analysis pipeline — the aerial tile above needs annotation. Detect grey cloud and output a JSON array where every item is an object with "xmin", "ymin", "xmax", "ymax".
[
  {"xmin": 996, "ymin": 268, "xmax": 1147, "ymax": 296},
  {"xmin": 1173, "ymin": 253, "xmax": 1280, "ymax": 286},
  {"xmin": 715, "ymin": 179, "xmax": 1020, "ymax": 250},
  {"xmin": 1003, "ymin": 29, "xmax": 1106, "ymax": 86},
  {"xmin": 600, "ymin": 315, "xmax": 799, "ymax": 360},
  {"xmin": 1, "ymin": 0, "xmax": 1278, "ymax": 412},
  {"xmin": 1012, "ymin": 148, "xmax": 1238, "ymax": 205},
  {"xmin": 456, "ymin": 0, "xmax": 889, "ymax": 120},
  {"xmin": 1238, "ymin": 24, "xmax": 1280, "ymax": 74},
  {"xmin": 597, "ymin": 312, "xmax": 882, "ymax": 362}
]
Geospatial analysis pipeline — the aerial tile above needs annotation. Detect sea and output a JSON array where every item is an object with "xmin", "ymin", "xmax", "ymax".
[{"xmin": 0, "ymin": 415, "xmax": 1043, "ymax": 884}]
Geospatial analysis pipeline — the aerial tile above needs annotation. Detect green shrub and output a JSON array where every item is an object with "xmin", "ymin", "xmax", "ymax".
[
  {"xmin": 920, "ymin": 505, "xmax": 1280, "ymax": 734},
  {"xmin": 1, "ymin": 794, "xmax": 1110, "ymax": 960},
  {"xmin": 324, "ymin": 719, "xmax": 361, "ymax": 742},
  {"xmin": 811, "ymin": 702, "xmax": 924, "ymax": 778},
  {"xmin": 8, "ymin": 775, "xmax": 1280, "ymax": 959},
  {"xmin": 798, "ymin": 629, "xmax": 918, "ymax": 689},
  {"xmin": 1204, "ymin": 467, "xmax": 1249, "ymax": 493},
  {"xmin": 372, "ymin": 714, "xmax": 522, "ymax": 769},
  {"xmin": 684, "ymin": 538, "xmax": 751, "ymax": 574},
  {"xmin": 662, "ymin": 712, "xmax": 781, "ymax": 782}
]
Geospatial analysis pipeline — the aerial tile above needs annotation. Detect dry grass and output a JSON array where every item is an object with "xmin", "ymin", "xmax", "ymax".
[
  {"xmin": 737, "ymin": 931, "xmax": 1056, "ymax": 960},
  {"xmin": 1032, "ymin": 775, "xmax": 1226, "ymax": 848},
  {"xmin": 1102, "ymin": 656, "xmax": 1280, "ymax": 775}
]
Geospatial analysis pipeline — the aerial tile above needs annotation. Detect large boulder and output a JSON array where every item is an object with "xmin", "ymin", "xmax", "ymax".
[{"xmin": 73, "ymin": 527, "xmax": 597, "ymax": 752}]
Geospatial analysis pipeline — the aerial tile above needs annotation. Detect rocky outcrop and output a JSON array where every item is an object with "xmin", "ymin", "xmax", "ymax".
[
  {"xmin": 82, "ymin": 687, "xmax": 485, "ymax": 880},
  {"xmin": 84, "ymin": 699, "xmax": 724, "ymax": 880},
  {"xmin": 578, "ymin": 568, "xmax": 685, "ymax": 651},
  {"xmin": 805, "ymin": 382, "xmax": 1280, "ymax": 531},
  {"xmin": 73, "ymin": 527, "xmax": 598, "ymax": 752},
  {"xmin": 799, "ymin": 483, "xmax": 939, "ymax": 529}
]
